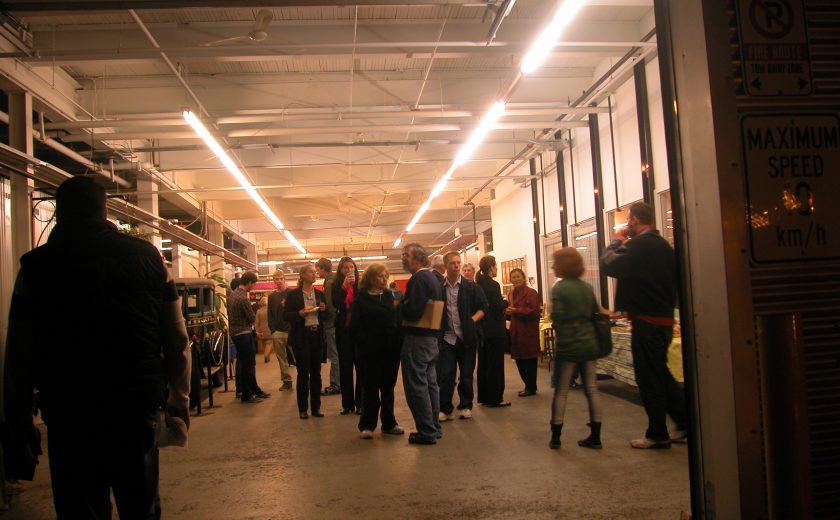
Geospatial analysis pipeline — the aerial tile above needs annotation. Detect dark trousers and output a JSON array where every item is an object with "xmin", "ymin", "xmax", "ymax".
[
  {"xmin": 515, "ymin": 357, "xmax": 538, "ymax": 392},
  {"xmin": 630, "ymin": 320, "xmax": 687, "ymax": 440},
  {"xmin": 47, "ymin": 411, "xmax": 160, "ymax": 520},
  {"xmin": 437, "ymin": 338, "xmax": 477, "ymax": 414},
  {"xmin": 293, "ymin": 328, "xmax": 323, "ymax": 413},
  {"xmin": 233, "ymin": 332, "xmax": 262, "ymax": 400},
  {"xmin": 336, "ymin": 325, "xmax": 363, "ymax": 411},
  {"xmin": 358, "ymin": 353, "xmax": 401, "ymax": 431},
  {"xmin": 477, "ymin": 335, "xmax": 507, "ymax": 405}
]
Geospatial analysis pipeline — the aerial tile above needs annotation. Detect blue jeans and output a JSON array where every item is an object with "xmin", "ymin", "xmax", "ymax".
[
  {"xmin": 401, "ymin": 334, "xmax": 442, "ymax": 440},
  {"xmin": 437, "ymin": 338, "xmax": 476, "ymax": 414},
  {"xmin": 324, "ymin": 326, "xmax": 340, "ymax": 390}
]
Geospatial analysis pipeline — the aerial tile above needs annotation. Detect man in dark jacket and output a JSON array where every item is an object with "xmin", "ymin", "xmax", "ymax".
[
  {"xmin": 400, "ymin": 243, "xmax": 444, "ymax": 445},
  {"xmin": 600, "ymin": 201, "xmax": 687, "ymax": 449},
  {"xmin": 438, "ymin": 251, "xmax": 488, "ymax": 421},
  {"xmin": 4, "ymin": 176, "xmax": 190, "ymax": 518}
]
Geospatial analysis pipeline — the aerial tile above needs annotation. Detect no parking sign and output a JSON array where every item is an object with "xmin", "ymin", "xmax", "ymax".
[{"xmin": 736, "ymin": 0, "xmax": 812, "ymax": 96}]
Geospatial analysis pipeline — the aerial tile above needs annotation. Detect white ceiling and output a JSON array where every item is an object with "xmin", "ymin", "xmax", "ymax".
[{"xmin": 6, "ymin": 0, "xmax": 655, "ymax": 263}]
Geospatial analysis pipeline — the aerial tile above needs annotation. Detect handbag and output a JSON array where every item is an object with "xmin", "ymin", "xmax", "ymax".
[{"xmin": 592, "ymin": 311, "xmax": 613, "ymax": 358}]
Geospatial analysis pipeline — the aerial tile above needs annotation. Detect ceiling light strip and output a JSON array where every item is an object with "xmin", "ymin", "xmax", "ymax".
[
  {"xmin": 183, "ymin": 110, "xmax": 307, "ymax": 255},
  {"xmin": 395, "ymin": 0, "xmax": 586, "ymax": 248}
]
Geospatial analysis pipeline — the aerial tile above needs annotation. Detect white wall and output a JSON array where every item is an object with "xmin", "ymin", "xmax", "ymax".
[{"xmin": 490, "ymin": 162, "xmax": 540, "ymax": 296}]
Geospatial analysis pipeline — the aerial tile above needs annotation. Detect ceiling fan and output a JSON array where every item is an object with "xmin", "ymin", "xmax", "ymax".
[{"xmin": 200, "ymin": 10, "xmax": 274, "ymax": 47}]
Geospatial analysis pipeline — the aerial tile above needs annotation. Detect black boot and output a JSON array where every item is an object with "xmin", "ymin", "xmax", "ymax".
[
  {"xmin": 578, "ymin": 422, "xmax": 602, "ymax": 449},
  {"xmin": 549, "ymin": 424, "xmax": 562, "ymax": 449}
]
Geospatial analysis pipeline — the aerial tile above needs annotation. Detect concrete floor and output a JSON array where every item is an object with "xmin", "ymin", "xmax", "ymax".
[{"xmin": 4, "ymin": 357, "xmax": 690, "ymax": 519}]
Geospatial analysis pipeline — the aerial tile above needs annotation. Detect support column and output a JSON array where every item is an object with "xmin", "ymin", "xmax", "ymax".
[
  {"xmin": 8, "ymin": 91, "xmax": 34, "ymax": 277},
  {"xmin": 634, "ymin": 61, "xmax": 656, "ymax": 208},
  {"xmin": 136, "ymin": 178, "xmax": 161, "ymax": 249},
  {"xmin": 588, "ymin": 112, "xmax": 608, "ymax": 306},
  {"xmin": 554, "ymin": 130, "xmax": 569, "ymax": 247},
  {"xmin": 529, "ymin": 158, "xmax": 543, "ymax": 298}
]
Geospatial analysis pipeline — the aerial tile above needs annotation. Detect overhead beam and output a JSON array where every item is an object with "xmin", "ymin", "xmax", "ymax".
[{"xmin": 4, "ymin": 1, "xmax": 492, "ymax": 11}]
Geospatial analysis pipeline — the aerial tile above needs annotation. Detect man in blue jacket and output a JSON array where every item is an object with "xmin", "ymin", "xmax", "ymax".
[
  {"xmin": 600, "ymin": 202, "xmax": 687, "ymax": 449},
  {"xmin": 438, "ymin": 251, "xmax": 488, "ymax": 421},
  {"xmin": 400, "ymin": 243, "xmax": 444, "ymax": 445}
]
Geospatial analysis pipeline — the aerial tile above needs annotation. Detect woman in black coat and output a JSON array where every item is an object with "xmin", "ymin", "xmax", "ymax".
[
  {"xmin": 333, "ymin": 256, "xmax": 363, "ymax": 415},
  {"xmin": 350, "ymin": 263, "xmax": 404, "ymax": 438},
  {"xmin": 475, "ymin": 255, "xmax": 511, "ymax": 407},
  {"xmin": 284, "ymin": 264, "xmax": 327, "ymax": 419}
]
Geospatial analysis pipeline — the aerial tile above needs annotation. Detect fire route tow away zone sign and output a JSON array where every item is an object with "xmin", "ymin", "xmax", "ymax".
[
  {"xmin": 736, "ymin": 0, "xmax": 812, "ymax": 96},
  {"xmin": 742, "ymin": 114, "xmax": 840, "ymax": 263}
]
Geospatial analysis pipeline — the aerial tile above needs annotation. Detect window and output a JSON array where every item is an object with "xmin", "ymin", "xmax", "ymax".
[
  {"xmin": 202, "ymin": 288, "xmax": 215, "ymax": 314},
  {"xmin": 186, "ymin": 288, "xmax": 200, "ymax": 315},
  {"xmin": 570, "ymin": 218, "xmax": 600, "ymax": 299}
]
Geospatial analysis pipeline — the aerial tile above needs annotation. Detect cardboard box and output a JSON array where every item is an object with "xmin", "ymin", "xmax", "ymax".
[{"xmin": 402, "ymin": 300, "xmax": 444, "ymax": 330}]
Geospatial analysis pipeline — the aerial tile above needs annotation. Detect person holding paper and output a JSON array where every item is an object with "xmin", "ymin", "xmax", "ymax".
[{"xmin": 399, "ymin": 243, "xmax": 444, "ymax": 445}]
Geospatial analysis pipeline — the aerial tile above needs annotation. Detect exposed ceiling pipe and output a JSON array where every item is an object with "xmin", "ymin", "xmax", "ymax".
[
  {"xmin": 83, "ymin": 137, "xmax": 562, "ymax": 155},
  {"xmin": 0, "ymin": 109, "xmax": 131, "ymax": 187},
  {"xmin": 485, "ymin": 0, "xmax": 516, "ymax": 45},
  {"xmin": 107, "ymin": 174, "xmax": 540, "ymax": 196}
]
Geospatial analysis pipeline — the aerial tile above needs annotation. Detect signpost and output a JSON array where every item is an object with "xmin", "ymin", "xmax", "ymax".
[
  {"xmin": 737, "ymin": 0, "xmax": 812, "ymax": 96},
  {"xmin": 742, "ymin": 114, "xmax": 840, "ymax": 263}
]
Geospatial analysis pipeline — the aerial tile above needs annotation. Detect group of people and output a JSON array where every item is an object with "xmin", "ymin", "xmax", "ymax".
[
  {"xmin": 1, "ymin": 173, "xmax": 687, "ymax": 518},
  {"xmin": 241, "ymin": 202, "xmax": 686, "ymax": 452}
]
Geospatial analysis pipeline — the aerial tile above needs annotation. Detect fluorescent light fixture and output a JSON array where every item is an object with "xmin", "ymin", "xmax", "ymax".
[
  {"xmin": 613, "ymin": 223, "xmax": 627, "ymax": 230},
  {"xmin": 393, "ymin": 236, "xmax": 403, "ymax": 248},
  {"xmin": 183, "ymin": 110, "xmax": 307, "ymax": 255},
  {"xmin": 258, "ymin": 260, "xmax": 286, "ymax": 266},
  {"xmin": 520, "ymin": 0, "xmax": 586, "ymax": 74},
  {"xmin": 161, "ymin": 247, "xmax": 173, "ymax": 251},
  {"xmin": 453, "ymin": 101, "xmax": 506, "ymax": 167},
  {"xmin": 161, "ymin": 238, "xmax": 171, "ymax": 243},
  {"xmin": 399, "ymin": 101, "xmax": 505, "ymax": 238},
  {"xmin": 575, "ymin": 246, "xmax": 588, "ymax": 250}
]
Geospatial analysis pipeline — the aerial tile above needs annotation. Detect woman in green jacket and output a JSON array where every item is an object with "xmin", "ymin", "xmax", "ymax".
[{"xmin": 549, "ymin": 247, "xmax": 604, "ymax": 450}]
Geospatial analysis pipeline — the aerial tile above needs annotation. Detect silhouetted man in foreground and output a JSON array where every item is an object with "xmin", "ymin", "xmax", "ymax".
[{"xmin": 4, "ymin": 175, "xmax": 191, "ymax": 518}]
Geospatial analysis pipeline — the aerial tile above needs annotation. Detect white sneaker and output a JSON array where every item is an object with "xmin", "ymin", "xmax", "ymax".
[
  {"xmin": 459, "ymin": 409, "xmax": 472, "ymax": 420},
  {"xmin": 439, "ymin": 412, "xmax": 454, "ymax": 422},
  {"xmin": 359, "ymin": 430, "xmax": 374, "ymax": 439}
]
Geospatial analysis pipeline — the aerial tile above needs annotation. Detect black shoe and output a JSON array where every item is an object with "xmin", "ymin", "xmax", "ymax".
[
  {"xmin": 257, "ymin": 392, "xmax": 271, "ymax": 399},
  {"xmin": 281, "ymin": 381, "xmax": 293, "ymax": 391},
  {"xmin": 408, "ymin": 433, "xmax": 437, "ymax": 445},
  {"xmin": 340, "ymin": 407, "xmax": 354, "ymax": 415},
  {"xmin": 518, "ymin": 390, "xmax": 536, "ymax": 397},
  {"xmin": 311, "ymin": 410, "xmax": 324, "ymax": 418},
  {"xmin": 483, "ymin": 401, "xmax": 512, "ymax": 408},
  {"xmin": 299, "ymin": 412, "xmax": 309, "ymax": 419},
  {"xmin": 241, "ymin": 396, "xmax": 263, "ymax": 403}
]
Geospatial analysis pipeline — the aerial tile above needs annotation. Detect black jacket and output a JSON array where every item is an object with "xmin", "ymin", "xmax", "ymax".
[
  {"xmin": 283, "ymin": 287, "xmax": 326, "ymax": 356},
  {"xmin": 440, "ymin": 276, "xmax": 489, "ymax": 347},
  {"xmin": 350, "ymin": 290, "xmax": 399, "ymax": 361},
  {"xmin": 475, "ymin": 275, "xmax": 509, "ymax": 338},
  {"xmin": 600, "ymin": 229, "xmax": 677, "ymax": 318},
  {"xmin": 12, "ymin": 218, "xmax": 177, "ymax": 420},
  {"xmin": 267, "ymin": 289, "xmax": 290, "ymax": 333}
]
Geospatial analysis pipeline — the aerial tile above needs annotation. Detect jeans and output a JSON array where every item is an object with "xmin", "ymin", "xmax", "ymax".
[
  {"xmin": 271, "ymin": 331, "xmax": 293, "ymax": 383},
  {"xmin": 359, "ymin": 352, "xmax": 401, "ymax": 432},
  {"xmin": 233, "ymin": 332, "xmax": 262, "ymax": 400},
  {"xmin": 47, "ymin": 411, "xmax": 161, "ymax": 519},
  {"xmin": 401, "ymin": 334, "xmax": 442, "ymax": 440},
  {"xmin": 630, "ymin": 320, "xmax": 687, "ymax": 440},
  {"xmin": 437, "ymin": 338, "xmax": 476, "ymax": 414},
  {"xmin": 324, "ymin": 326, "xmax": 340, "ymax": 390},
  {"xmin": 477, "ymin": 335, "xmax": 506, "ymax": 405},
  {"xmin": 550, "ymin": 360, "xmax": 602, "ymax": 425},
  {"xmin": 292, "ymin": 329, "xmax": 323, "ymax": 413}
]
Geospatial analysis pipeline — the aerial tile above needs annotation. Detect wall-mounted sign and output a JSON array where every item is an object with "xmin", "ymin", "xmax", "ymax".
[
  {"xmin": 742, "ymin": 113, "xmax": 840, "ymax": 263},
  {"xmin": 736, "ymin": 0, "xmax": 812, "ymax": 96}
]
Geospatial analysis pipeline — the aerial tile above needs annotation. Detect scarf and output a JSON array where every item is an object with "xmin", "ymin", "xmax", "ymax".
[{"xmin": 344, "ymin": 283, "xmax": 355, "ymax": 327}]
